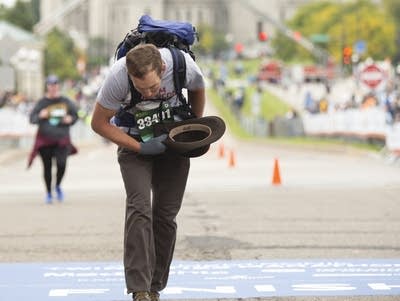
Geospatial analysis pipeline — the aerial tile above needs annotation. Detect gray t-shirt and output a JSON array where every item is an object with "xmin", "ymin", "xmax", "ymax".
[{"xmin": 97, "ymin": 48, "xmax": 204, "ymax": 111}]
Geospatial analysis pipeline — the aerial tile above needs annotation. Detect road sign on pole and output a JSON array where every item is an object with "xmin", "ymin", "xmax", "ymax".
[
  {"xmin": 355, "ymin": 40, "xmax": 366, "ymax": 54},
  {"xmin": 360, "ymin": 64, "xmax": 384, "ymax": 89}
]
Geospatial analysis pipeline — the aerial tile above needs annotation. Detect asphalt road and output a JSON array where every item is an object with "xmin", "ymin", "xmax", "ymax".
[{"xmin": 0, "ymin": 124, "xmax": 400, "ymax": 300}]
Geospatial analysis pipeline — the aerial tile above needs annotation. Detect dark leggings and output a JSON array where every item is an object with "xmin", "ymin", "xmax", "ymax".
[{"xmin": 38, "ymin": 145, "xmax": 69, "ymax": 193}]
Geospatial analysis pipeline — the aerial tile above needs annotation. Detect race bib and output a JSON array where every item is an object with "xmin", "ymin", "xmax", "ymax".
[
  {"xmin": 134, "ymin": 101, "xmax": 174, "ymax": 141},
  {"xmin": 48, "ymin": 103, "xmax": 67, "ymax": 126}
]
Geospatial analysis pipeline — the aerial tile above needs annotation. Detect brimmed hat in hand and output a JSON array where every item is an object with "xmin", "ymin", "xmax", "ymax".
[{"xmin": 153, "ymin": 116, "xmax": 226, "ymax": 157}]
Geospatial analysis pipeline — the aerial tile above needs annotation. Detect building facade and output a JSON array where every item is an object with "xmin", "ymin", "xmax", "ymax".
[
  {"xmin": 35, "ymin": 0, "xmax": 310, "ymax": 58},
  {"xmin": 0, "ymin": 21, "xmax": 44, "ymax": 100}
]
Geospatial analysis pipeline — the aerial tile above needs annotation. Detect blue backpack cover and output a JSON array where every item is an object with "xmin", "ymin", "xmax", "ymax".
[
  {"xmin": 138, "ymin": 15, "xmax": 196, "ymax": 45},
  {"xmin": 115, "ymin": 15, "xmax": 197, "ymax": 60}
]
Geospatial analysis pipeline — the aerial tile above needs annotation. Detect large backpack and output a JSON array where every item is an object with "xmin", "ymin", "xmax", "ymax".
[
  {"xmin": 115, "ymin": 15, "xmax": 197, "ymax": 61},
  {"xmin": 113, "ymin": 15, "xmax": 198, "ymax": 127}
]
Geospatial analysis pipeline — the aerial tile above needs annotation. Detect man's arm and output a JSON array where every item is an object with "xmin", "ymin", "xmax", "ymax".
[
  {"xmin": 91, "ymin": 102, "xmax": 141, "ymax": 152},
  {"xmin": 188, "ymin": 88, "xmax": 205, "ymax": 118}
]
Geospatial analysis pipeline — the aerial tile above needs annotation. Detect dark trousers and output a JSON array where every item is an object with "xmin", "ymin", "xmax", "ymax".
[
  {"xmin": 117, "ymin": 147, "xmax": 190, "ymax": 293},
  {"xmin": 38, "ymin": 145, "xmax": 69, "ymax": 193}
]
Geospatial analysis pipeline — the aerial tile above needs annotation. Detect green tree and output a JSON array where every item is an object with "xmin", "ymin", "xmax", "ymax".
[
  {"xmin": 383, "ymin": 0, "xmax": 400, "ymax": 63},
  {"xmin": 0, "ymin": 5, "xmax": 6, "ymax": 19},
  {"xmin": 44, "ymin": 28, "xmax": 80, "ymax": 80},
  {"xmin": 31, "ymin": 0, "xmax": 40, "ymax": 24},
  {"xmin": 272, "ymin": 0, "xmax": 396, "ymax": 64},
  {"xmin": 2, "ymin": 0, "xmax": 35, "ymax": 31},
  {"xmin": 383, "ymin": 0, "xmax": 400, "ymax": 27},
  {"xmin": 87, "ymin": 37, "xmax": 110, "ymax": 69},
  {"xmin": 193, "ymin": 24, "xmax": 230, "ymax": 57}
]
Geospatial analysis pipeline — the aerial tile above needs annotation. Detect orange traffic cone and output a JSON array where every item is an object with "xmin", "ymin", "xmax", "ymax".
[
  {"xmin": 218, "ymin": 143, "xmax": 225, "ymax": 158},
  {"xmin": 272, "ymin": 158, "xmax": 281, "ymax": 185},
  {"xmin": 228, "ymin": 150, "xmax": 236, "ymax": 168}
]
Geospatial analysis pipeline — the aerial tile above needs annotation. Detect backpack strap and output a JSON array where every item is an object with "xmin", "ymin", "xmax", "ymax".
[
  {"xmin": 128, "ymin": 74, "xmax": 142, "ymax": 108},
  {"xmin": 169, "ymin": 46, "xmax": 186, "ymax": 102},
  {"xmin": 168, "ymin": 46, "xmax": 196, "ymax": 119}
]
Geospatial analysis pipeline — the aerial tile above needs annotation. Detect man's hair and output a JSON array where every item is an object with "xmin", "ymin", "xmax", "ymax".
[{"xmin": 126, "ymin": 44, "xmax": 163, "ymax": 79}]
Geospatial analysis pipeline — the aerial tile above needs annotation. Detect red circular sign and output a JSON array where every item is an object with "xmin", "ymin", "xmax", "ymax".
[
  {"xmin": 360, "ymin": 64, "xmax": 384, "ymax": 89},
  {"xmin": 234, "ymin": 43, "xmax": 243, "ymax": 54}
]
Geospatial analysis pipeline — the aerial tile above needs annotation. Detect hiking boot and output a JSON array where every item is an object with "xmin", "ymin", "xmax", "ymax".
[
  {"xmin": 133, "ymin": 291, "xmax": 150, "ymax": 301},
  {"xmin": 45, "ymin": 192, "xmax": 53, "ymax": 204},
  {"xmin": 55, "ymin": 186, "xmax": 64, "ymax": 202},
  {"xmin": 149, "ymin": 291, "xmax": 160, "ymax": 301}
]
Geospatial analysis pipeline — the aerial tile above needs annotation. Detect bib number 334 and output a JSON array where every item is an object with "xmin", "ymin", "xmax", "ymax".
[{"xmin": 134, "ymin": 102, "xmax": 174, "ymax": 141}]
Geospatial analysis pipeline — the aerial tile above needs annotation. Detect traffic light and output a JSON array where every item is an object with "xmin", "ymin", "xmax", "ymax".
[
  {"xmin": 257, "ymin": 21, "xmax": 268, "ymax": 42},
  {"xmin": 258, "ymin": 31, "xmax": 268, "ymax": 42},
  {"xmin": 343, "ymin": 46, "xmax": 352, "ymax": 65},
  {"xmin": 234, "ymin": 43, "xmax": 244, "ymax": 54}
]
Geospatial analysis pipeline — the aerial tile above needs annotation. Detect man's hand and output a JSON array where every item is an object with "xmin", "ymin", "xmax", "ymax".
[{"xmin": 139, "ymin": 134, "xmax": 167, "ymax": 155}]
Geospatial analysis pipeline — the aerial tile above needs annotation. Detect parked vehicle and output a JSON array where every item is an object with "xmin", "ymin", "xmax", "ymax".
[
  {"xmin": 257, "ymin": 61, "xmax": 282, "ymax": 83},
  {"xmin": 303, "ymin": 62, "xmax": 336, "ymax": 82}
]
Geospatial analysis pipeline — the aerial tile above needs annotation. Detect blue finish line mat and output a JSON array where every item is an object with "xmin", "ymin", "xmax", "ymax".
[{"xmin": 0, "ymin": 259, "xmax": 399, "ymax": 300}]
